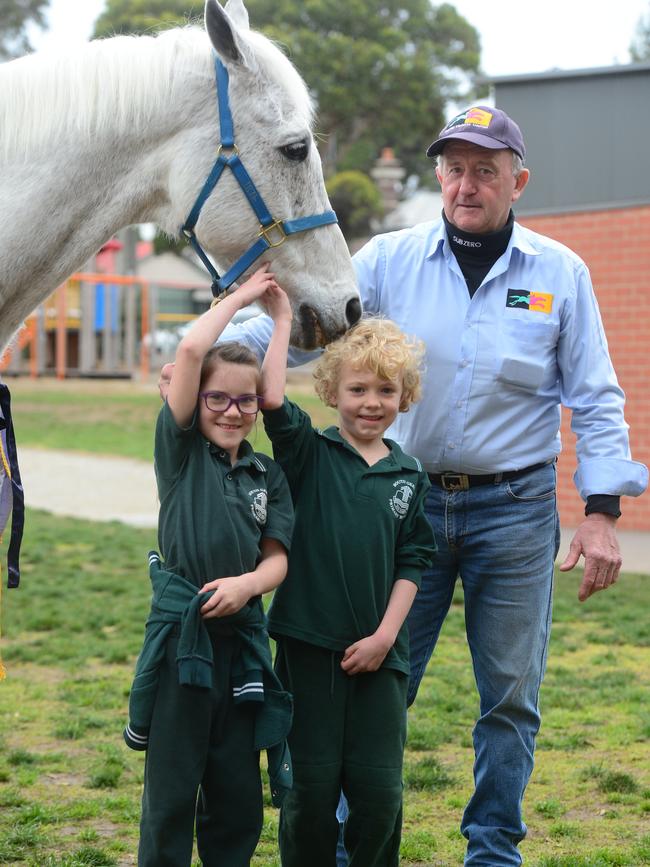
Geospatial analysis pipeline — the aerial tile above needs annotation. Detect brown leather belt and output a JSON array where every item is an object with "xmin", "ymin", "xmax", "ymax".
[{"xmin": 428, "ymin": 461, "xmax": 551, "ymax": 492}]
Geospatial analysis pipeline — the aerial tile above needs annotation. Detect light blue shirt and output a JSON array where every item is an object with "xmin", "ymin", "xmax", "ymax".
[{"xmin": 220, "ymin": 217, "xmax": 647, "ymax": 501}]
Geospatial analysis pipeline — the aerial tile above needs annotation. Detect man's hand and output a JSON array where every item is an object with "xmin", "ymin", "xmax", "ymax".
[
  {"xmin": 340, "ymin": 633, "xmax": 393, "ymax": 675},
  {"xmin": 159, "ymin": 362, "xmax": 174, "ymax": 400},
  {"xmin": 559, "ymin": 513, "xmax": 622, "ymax": 601}
]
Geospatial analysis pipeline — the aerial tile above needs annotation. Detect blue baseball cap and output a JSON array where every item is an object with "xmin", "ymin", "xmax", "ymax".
[{"xmin": 427, "ymin": 105, "xmax": 526, "ymax": 161}]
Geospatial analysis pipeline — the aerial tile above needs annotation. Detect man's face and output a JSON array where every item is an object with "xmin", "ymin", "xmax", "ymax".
[{"xmin": 436, "ymin": 141, "xmax": 529, "ymax": 234}]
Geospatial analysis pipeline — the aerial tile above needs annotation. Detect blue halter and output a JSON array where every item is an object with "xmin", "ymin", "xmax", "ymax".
[{"xmin": 182, "ymin": 57, "xmax": 338, "ymax": 301}]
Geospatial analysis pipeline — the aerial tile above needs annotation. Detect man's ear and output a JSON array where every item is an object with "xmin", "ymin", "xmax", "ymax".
[{"xmin": 512, "ymin": 168, "xmax": 530, "ymax": 202}]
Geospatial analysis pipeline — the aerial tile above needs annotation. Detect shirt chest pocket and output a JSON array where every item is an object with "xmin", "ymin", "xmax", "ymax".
[{"xmin": 495, "ymin": 317, "xmax": 559, "ymax": 393}]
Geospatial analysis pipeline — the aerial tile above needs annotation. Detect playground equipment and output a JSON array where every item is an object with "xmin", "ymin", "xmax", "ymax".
[{"xmin": 0, "ymin": 273, "xmax": 202, "ymax": 380}]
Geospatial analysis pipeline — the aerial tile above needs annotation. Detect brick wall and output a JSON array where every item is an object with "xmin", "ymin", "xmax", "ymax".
[{"xmin": 519, "ymin": 206, "xmax": 650, "ymax": 530}]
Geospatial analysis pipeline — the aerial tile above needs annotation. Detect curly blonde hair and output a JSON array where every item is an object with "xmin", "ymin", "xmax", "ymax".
[{"xmin": 313, "ymin": 318, "xmax": 425, "ymax": 413}]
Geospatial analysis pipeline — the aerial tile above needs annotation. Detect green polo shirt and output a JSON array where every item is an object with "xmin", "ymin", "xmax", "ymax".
[
  {"xmin": 263, "ymin": 398, "xmax": 435, "ymax": 675},
  {"xmin": 155, "ymin": 401, "xmax": 294, "ymax": 587}
]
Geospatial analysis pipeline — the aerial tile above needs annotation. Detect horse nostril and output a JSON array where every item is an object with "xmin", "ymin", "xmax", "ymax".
[{"xmin": 345, "ymin": 297, "xmax": 362, "ymax": 327}]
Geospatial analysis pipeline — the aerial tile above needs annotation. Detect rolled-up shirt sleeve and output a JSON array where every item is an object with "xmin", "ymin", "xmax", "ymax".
[{"xmin": 557, "ymin": 263, "xmax": 648, "ymax": 499}]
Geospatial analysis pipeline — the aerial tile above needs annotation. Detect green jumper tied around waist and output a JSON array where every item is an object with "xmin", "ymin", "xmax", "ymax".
[{"xmin": 124, "ymin": 551, "xmax": 293, "ymax": 806}]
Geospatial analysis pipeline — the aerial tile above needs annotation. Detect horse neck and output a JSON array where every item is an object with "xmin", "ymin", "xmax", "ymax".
[{"xmin": 0, "ymin": 45, "xmax": 213, "ymax": 344}]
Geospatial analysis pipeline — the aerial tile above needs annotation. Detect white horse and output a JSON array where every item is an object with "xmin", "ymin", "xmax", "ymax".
[{"xmin": 0, "ymin": 0, "xmax": 360, "ymax": 354}]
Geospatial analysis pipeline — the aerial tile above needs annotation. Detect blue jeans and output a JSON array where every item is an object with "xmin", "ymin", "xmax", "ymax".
[{"xmin": 337, "ymin": 463, "xmax": 559, "ymax": 867}]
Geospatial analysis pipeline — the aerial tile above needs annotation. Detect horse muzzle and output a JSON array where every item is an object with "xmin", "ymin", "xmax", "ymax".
[{"xmin": 295, "ymin": 297, "xmax": 362, "ymax": 350}]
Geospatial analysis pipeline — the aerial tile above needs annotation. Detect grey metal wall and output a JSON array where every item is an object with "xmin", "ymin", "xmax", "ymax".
[{"xmin": 491, "ymin": 64, "xmax": 650, "ymax": 215}]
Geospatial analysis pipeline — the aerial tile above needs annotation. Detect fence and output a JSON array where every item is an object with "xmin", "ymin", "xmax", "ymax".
[{"xmin": 0, "ymin": 273, "xmax": 203, "ymax": 379}]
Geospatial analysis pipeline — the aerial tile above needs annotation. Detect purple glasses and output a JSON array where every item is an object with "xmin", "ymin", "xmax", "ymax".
[{"xmin": 199, "ymin": 391, "xmax": 263, "ymax": 414}]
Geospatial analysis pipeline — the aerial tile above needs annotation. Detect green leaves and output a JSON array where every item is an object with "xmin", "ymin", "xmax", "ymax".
[
  {"xmin": 0, "ymin": 0, "xmax": 49, "ymax": 60},
  {"xmin": 92, "ymin": 0, "xmax": 204, "ymax": 39},
  {"xmin": 89, "ymin": 0, "xmax": 483, "ymax": 182},
  {"xmin": 247, "ymin": 0, "xmax": 482, "ymax": 179}
]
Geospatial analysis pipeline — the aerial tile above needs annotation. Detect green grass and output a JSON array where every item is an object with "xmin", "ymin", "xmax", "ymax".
[
  {"xmin": 7, "ymin": 377, "xmax": 336, "ymax": 461},
  {"xmin": 1, "ymin": 379, "xmax": 649, "ymax": 864},
  {"xmin": 1, "ymin": 510, "xmax": 648, "ymax": 866}
]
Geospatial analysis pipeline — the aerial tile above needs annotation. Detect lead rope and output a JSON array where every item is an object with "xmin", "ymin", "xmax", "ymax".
[{"xmin": 0, "ymin": 437, "xmax": 9, "ymax": 680}]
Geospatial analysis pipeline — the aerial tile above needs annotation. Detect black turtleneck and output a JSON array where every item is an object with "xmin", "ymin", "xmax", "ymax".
[
  {"xmin": 443, "ymin": 210, "xmax": 514, "ymax": 297},
  {"xmin": 442, "ymin": 209, "xmax": 621, "ymax": 519}
]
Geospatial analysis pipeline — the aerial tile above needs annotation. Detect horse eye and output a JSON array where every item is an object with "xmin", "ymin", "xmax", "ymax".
[{"xmin": 279, "ymin": 140, "xmax": 310, "ymax": 162}]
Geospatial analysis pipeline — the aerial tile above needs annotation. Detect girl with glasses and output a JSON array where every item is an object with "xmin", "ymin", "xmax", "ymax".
[{"xmin": 126, "ymin": 263, "xmax": 295, "ymax": 867}]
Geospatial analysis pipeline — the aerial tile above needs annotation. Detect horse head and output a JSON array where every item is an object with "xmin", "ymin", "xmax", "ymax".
[
  {"xmin": 162, "ymin": 0, "xmax": 361, "ymax": 349},
  {"xmin": 0, "ymin": 0, "xmax": 361, "ymax": 354}
]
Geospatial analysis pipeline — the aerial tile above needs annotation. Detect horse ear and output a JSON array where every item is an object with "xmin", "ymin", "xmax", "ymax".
[
  {"xmin": 223, "ymin": 0, "xmax": 250, "ymax": 31},
  {"xmin": 204, "ymin": 0, "xmax": 254, "ymax": 68}
]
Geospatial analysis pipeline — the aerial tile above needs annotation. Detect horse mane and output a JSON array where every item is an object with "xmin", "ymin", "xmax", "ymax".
[{"xmin": 0, "ymin": 23, "xmax": 314, "ymax": 164}]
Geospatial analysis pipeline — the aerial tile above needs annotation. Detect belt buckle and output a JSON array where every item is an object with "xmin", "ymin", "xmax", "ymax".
[{"xmin": 440, "ymin": 473, "xmax": 469, "ymax": 491}]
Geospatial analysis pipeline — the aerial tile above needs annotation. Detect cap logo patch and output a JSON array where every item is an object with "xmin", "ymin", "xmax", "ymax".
[
  {"xmin": 465, "ymin": 107, "xmax": 493, "ymax": 127},
  {"xmin": 507, "ymin": 289, "xmax": 553, "ymax": 314},
  {"xmin": 446, "ymin": 107, "xmax": 493, "ymax": 130}
]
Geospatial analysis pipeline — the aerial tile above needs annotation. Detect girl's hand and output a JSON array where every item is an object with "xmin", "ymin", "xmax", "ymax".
[
  {"xmin": 234, "ymin": 262, "xmax": 279, "ymax": 308},
  {"xmin": 199, "ymin": 575, "xmax": 253, "ymax": 618},
  {"xmin": 264, "ymin": 284, "xmax": 292, "ymax": 323}
]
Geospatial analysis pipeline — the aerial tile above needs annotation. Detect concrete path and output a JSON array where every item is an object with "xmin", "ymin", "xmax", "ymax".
[
  {"xmin": 17, "ymin": 447, "xmax": 649, "ymax": 575},
  {"xmin": 19, "ymin": 447, "xmax": 159, "ymax": 529}
]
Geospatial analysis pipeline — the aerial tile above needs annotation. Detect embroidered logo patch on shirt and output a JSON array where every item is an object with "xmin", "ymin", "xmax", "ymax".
[
  {"xmin": 506, "ymin": 289, "xmax": 553, "ymax": 314},
  {"xmin": 249, "ymin": 489, "xmax": 268, "ymax": 525},
  {"xmin": 389, "ymin": 480, "xmax": 415, "ymax": 519}
]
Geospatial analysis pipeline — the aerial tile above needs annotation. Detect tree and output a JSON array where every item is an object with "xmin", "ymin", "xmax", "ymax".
[
  {"xmin": 93, "ymin": 0, "xmax": 204, "ymax": 38},
  {"xmin": 244, "ymin": 0, "xmax": 483, "ymax": 181},
  {"xmin": 0, "ymin": 0, "xmax": 50, "ymax": 60},
  {"xmin": 91, "ymin": 0, "xmax": 483, "ymax": 183},
  {"xmin": 630, "ymin": 4, "xmax": 650, "ymax": 61},
  {"xmin": 326, "ymin": 171, "xmax": 383, "ymax": 240}
]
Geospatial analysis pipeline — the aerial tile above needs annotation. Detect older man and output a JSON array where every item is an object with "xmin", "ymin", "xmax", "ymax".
[{"xmin": 191, "ymin": 105, "xmax": 648, "ymax": 865}]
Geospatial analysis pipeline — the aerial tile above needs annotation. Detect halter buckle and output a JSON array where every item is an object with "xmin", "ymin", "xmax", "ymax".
[
  {"xmin": 259, "ymin": 220, "xmax": 287, "ymax": 248},
  {"xmin": 216, "ymin": 143, "xmax": 239, "ymax": 159}
]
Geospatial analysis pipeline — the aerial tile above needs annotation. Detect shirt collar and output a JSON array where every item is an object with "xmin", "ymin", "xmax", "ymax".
[
  {"xmin": 425, "ymin": 218, "xmax": 447, "ymax": 260},
  {"xmin": 206, "ymin": 438, "xmax": 266, "ymax": 472},
  {"xmin": 318, "ymin": 426, "xmax": 423, "ymax": 472},
  {"xmin": 427, "ymin": 213, "xmax": 541, "ymax": 262},
  {"xmin": 509, "ymin": 220, "xmax": 542, "ymax": 257}
]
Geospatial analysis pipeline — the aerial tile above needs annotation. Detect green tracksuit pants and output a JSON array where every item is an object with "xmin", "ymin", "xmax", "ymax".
[
  {"xmin": 274, "ymin": 638, "xmax": 407, "ymax": 867},
  {"xmin": 138, "ymin": 629, "xmax": 263, "ymax": 867}
]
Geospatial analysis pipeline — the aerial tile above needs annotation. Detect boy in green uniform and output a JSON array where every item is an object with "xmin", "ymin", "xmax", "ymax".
[
  {"xmin": 125, "ymin": 265, "xmax": 295, "ymax": 867},
  {"xmin": 261, "ymin": 293, "xmax": 436, "ymax": 867}
]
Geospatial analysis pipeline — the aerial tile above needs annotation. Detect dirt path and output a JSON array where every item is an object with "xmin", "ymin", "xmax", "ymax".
[
  {"xmin": 17, "ymin": 446, "xmax": 650, "ymax": 573},
  {"xmin": 20, "ymin": 447, "xmax": 158, "ymax": 528}
]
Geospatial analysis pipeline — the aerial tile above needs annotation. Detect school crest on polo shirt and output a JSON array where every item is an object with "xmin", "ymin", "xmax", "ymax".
[
  {"xmin": 389, "ymin": 480, "xmax": 415, "ymax": 519},
  {"xmin": 249, "ymin": 489, "xmax": 268, "ymax": 525}
]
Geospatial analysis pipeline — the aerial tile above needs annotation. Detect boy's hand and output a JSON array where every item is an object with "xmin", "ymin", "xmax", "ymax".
[
  {"xmin": 340, "ymin": 633, "xmax": 393, "ymax": 675},
  {"xmin": 264, "ymin": 284, "xmax": 292, "ymax": 323},
  {"xmin": 199, "ymin": 575, "xmax": 252, "ymax": 618}
]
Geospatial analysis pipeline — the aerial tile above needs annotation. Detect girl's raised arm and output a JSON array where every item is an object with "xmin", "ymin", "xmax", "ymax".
[{"xmin": 167, "ymin": 264, "xmax": 278, "ymax": 426}]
